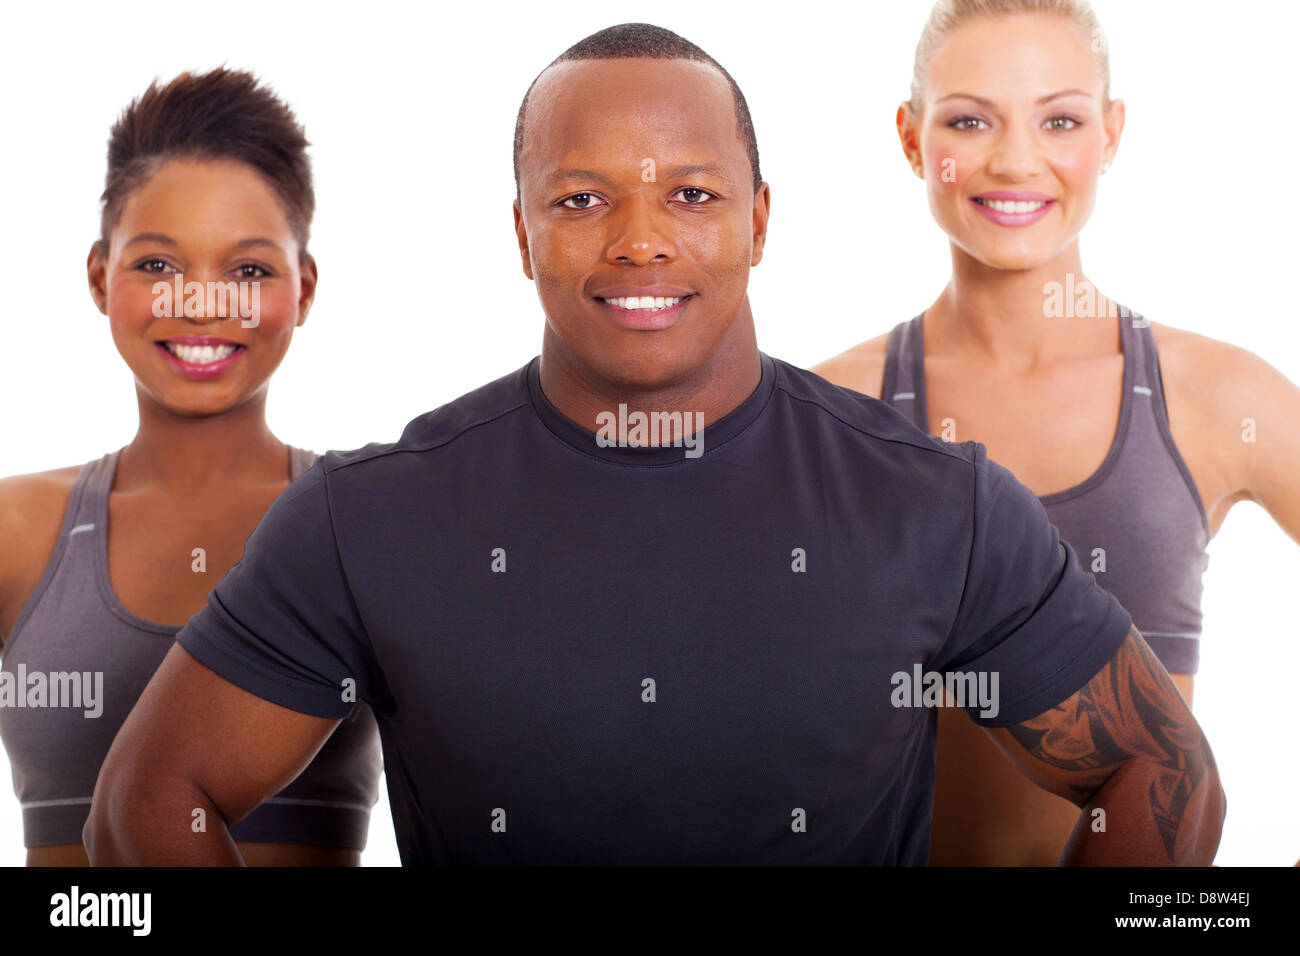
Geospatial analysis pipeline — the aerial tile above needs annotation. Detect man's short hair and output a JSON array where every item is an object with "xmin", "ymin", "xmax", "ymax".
[{"xmin": 513, "ymin": 23, "xmax": 762, "ymax": 198}]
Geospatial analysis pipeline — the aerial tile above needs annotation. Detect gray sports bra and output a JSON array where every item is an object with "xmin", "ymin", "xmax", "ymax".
[
  {"xmin": 881, "ymin": 311, "xmax": 1210, "ymax": 674},
  {"xmin": 0, "ymin": 446, "xmax": 383, "ymax": 848}
]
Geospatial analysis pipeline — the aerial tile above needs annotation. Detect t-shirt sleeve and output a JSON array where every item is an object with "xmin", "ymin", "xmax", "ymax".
[
  {"xmin": 176, "ymin": 460, "xmax": 390, "ymax": 719},
  {"xmin": 929, "ymin": 441, "xmax": 1133, "ymax": 728}
]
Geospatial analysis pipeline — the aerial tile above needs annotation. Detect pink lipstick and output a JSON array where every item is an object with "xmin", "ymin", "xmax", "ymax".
[
  {"xmin": 154, "ymin": 335, "xmax": 246, "ymax": 381},
  {"xmin": 971, "ymin": 191, "xmax": 1056, "ymax": 228}
]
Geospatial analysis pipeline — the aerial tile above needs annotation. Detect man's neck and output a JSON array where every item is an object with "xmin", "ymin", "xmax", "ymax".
[{"xmin": 537, "ymin": 302, "xmax": 763, "ymax": 442}]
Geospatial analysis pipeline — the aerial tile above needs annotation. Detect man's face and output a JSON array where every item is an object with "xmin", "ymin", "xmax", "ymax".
[{"xmin": 515, "ymin": 57, "xmax": 768, "ymax": 392}]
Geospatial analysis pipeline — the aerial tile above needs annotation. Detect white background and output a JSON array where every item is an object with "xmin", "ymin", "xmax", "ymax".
[{"xmin": 0, "ymin": 0, "xmax": 1296, "ymax": 866}]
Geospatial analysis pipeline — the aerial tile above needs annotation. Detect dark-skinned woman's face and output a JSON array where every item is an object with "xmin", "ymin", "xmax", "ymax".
[{"xmin": 89, "ymin": 157, "xmax": 316, "ymax": 418}]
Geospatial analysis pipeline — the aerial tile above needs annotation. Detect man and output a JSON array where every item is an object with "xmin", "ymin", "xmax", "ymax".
[{"xmin": 85, "ymin": 23, "xmax": 1225, "ymax": 865}]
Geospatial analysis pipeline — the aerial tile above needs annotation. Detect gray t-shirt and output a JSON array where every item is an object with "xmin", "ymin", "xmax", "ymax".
[{"xmin": 177, "ymin": 353, "xmax": 1132, "ymax": 865}]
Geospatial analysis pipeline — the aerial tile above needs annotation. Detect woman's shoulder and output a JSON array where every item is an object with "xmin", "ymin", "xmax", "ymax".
[
  {"xmin": 0, "ymin": 464, "xmax": 87, "ymax": 643},
  {"xmin": 0, "ymin": 464, "xmax": 85, "ymax": 532},
  {"xmin": 1149, "ymin": 319, "xmax": 1243, "ymax": 366},
  {"xmin": 1149, "ymin": 320, "xmax": 1291, "ymax": 409},
  {"xmin": 1146, "ymin": 320, "xmax": 1300, "ymax": 519},
  {"xmin": 810, "ymin": 331, "xmax": 893, "ymax": 400}
]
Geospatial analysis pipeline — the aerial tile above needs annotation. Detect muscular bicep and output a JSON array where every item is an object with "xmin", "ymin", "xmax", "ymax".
[
  {"xmin": 980, "ymin": 625, "xmax": 1216, "ymax": 851},
  {"xmin": 97, "ymin": 643, "xmax": 341, "ymax": 829}
]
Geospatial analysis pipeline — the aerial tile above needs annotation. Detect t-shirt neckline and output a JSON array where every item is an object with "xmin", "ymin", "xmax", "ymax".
[{"xmin": 526, "ymin": 352, "xmax": 777, "ymax": 465}]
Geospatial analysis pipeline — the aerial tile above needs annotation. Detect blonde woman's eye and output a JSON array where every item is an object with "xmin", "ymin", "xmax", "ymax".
[
  {"xmin": 1047, "ymin": 115, "xmax": 1081, "ymax": 131},
  {"xmin": 948, "ymin": 116, "xmax": 988, "ymax": 131},
  {"xmin": 560, "ymin": 193, "xmax": 606, "ymax": 210}
]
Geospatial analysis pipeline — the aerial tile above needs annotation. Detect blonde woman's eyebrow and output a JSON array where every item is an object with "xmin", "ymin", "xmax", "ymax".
[
  {"xmin": 1036, "ymin": 88, "xmax": 1093, "ymax": 105},
  {"xmin": 935, "ymin": 89, "xmax": 1094, "ymax": 109}
]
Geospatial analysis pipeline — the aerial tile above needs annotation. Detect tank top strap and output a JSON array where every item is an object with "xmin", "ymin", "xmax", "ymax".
[
  {"xmin": 2, "ymin": 450, "xmax": 118, "ymax": 652},
  {"xmin": 1121, "ymin": 310, "xmax": 1173, "ymax": 425},
  {"xmin": 1117, "ymin": 308, "xmax": 1153, "ymax": 392},
  {"xmin": 72, "ymin": 448, "xmax": 124, "ymax": 533},
  {"xmin": 881, "ymin": 314, "xmax": 928, "ymax": 431}
]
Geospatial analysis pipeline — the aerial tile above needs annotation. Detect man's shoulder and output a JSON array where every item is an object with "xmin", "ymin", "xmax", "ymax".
[
  {"xmin": 318, "ymin": 361, "xmax": 535, "ymax": 478},
  {"xmin": 304, "ymin": 354, "xmax": 986, "ymax": 490},
  {"xmin": 770, "ymin": 355, "xmax": 979, "ymax": 470}
]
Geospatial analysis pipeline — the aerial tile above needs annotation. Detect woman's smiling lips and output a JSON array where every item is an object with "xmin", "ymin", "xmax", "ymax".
[
  {"xmin": 592, "ymin": 286, "xmax": 695, "ymax": 331},
  {"xmin": 970, "ymin": 190, "xmax": 1056, "ymax": 227},
  {"xmin": 154, "ymin": 334, "xmax": 246, "ymax": 381}
]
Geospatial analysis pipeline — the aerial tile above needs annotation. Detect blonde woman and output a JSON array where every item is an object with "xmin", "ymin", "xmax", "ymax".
[{"xmin": 815, "ymin": 0, "xmax": 1300, "ymax": 865}]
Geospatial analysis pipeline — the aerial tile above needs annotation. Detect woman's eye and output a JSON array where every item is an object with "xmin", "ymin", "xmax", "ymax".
[
  {"xmin": 673, "ymin": 187, "xmax": 715, "ymax": 205},
  {"xmin": 138, "ymin": 258, "xmax": 174, "ymax": 273},
  {"xmin": 560, "ymin": 193, "xmax": 606, "ymax": 210},
  {"xmin": 1046, "ymin": 115, "xmax": 1081, "ymax": 131},
  {"xmin": 949, "ymin": 116, "xmax": 988, "ymax": 131},
  {"xmin": 235, "ymin": 263, "xmax": 270, "ymax": 279}
]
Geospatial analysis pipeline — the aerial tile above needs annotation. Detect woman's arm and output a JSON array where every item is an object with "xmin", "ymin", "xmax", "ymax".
[
  {"xmin": 1222, "ymin": 345, "xmax": 1300, "ymax": 543},
  {"xmin": 1157, "ymin": 325, "xmax": 1300, "ymax": 542}
]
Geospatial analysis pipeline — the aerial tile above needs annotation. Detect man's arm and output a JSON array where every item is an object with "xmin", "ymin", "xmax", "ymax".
[
  {"xmin": 982, "ymin": 624, "xmax": 1225, "ymax": 865},
  {"xmin": 84, "ymin": 644, "xmax": 341, "ymax": 865}
]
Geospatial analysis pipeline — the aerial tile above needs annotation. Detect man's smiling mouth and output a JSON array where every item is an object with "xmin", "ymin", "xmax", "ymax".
[{"xmin": 598, "ymin": 296, "xmax": 683, "ymax": 313}]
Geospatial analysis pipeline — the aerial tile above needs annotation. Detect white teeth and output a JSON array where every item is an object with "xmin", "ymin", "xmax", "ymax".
[
  {"xmin": 165, "ymin": 342, "xmax": 238, "ymax": 364},
  {"xmin": 602, "ymin": 296, "xmax": 683, "ymax": 311},
  {"xmin": 980, "ymin": 198, "xmax": 1048, "ymax": 214}
]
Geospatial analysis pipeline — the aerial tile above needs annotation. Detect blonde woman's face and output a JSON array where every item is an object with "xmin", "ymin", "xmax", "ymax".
[{"xmin": 909, "ymin": 13, "xmax": 1122, "ymax": 271}]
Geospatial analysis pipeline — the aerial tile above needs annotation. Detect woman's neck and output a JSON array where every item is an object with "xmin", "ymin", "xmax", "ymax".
[
  {"xmin": 929, "ymin": 241, "xmax": 1116, "ymax": 369},
  {"xmin": 115, "ymin": 389, "xmax": 288, "ymax": 495}
]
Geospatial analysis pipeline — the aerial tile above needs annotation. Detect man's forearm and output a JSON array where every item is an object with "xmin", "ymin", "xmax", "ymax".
[{"xmin": 1059, "ymin": 758, "xmax": 1226, "ymax": 865}]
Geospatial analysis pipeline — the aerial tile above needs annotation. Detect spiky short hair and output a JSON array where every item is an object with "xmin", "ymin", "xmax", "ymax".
[{"xmin": 99, "ymin": 67, "xmax": 313, "ymax": 254}]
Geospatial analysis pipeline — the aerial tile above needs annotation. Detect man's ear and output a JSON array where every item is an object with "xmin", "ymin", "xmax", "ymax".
[
  {"xmin": 750, "ymin": 182, "xmax": 772, "ymax": 267},
  {"xmin": 296, "ymin": 252, "xmax": 318, "ymax": 326},
  {"xmin": 513, "ymin": 199, "xmax": 534, "ymax": 280},
  {"xmin": 87, "ymin": 241, "xmax": 109, "ymax": 315}
]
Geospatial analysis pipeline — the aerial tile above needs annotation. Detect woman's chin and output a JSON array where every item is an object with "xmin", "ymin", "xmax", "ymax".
[
  {"xmin": 955, "ymin": 239, "xmax": 1064, "ymax": 274},
  {"xmin": 143, "ymin": 386, "xmax": 249, "ymax": 420}
]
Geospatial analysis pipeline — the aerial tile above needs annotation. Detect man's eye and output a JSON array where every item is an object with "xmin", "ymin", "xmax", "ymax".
[
  {"xmin": 673, "ymin": 187, "xmax": 715, "ymax": 204},
  {"xmin": 235, "ymin": 263, "xmax": 271, "ymax": 279},
  {"xmin": 560, "ymin": 193, "xmax": 606, "ymax": 210},
  {"xmin": 138, "ymin": 258, "xmax": 174, "ymax": 273}
]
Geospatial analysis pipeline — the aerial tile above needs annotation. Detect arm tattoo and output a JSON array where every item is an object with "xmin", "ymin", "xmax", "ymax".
[{"xmin": 1005, "ymin": 625, "xmax": 1216, "ymax": 859}]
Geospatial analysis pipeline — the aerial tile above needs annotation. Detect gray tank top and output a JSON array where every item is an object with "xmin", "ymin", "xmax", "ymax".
[
  {"xmin": 881, "ymin": 311, "xmax": 1210, "ymax": 674},
  {"xmin": 0, "ymin": 446, "xmax": 383, "ymax": 848}
]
